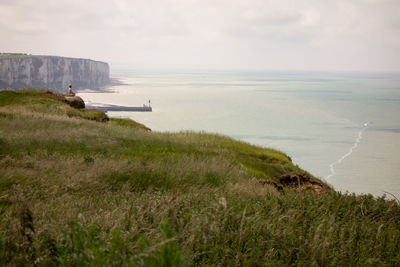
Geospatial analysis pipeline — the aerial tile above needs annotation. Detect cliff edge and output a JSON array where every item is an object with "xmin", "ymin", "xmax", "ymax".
[
  {"xmin": 0, "ymin": 90, "xmax": 399, "ymax": 266},
  {"xmin": 0, "ymin": 53, "xmax": 110, "ymax": 91}
]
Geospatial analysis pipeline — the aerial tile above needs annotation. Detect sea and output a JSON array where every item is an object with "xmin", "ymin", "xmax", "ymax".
[{"xmin": 78, "ymin": 69, "xmax": 400, "ymax": 199}]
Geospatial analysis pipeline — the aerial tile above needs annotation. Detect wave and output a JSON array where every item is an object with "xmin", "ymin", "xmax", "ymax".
[{"xmin": 325, "ymin": 122, "xmax": 370, "ymax": 182}]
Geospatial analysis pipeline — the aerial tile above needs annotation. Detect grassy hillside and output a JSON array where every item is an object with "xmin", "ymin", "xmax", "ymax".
[
  {"xmin": 0, "ymin": 90, "xmax": 399, "ymax": 266},
  {"xmin": 0, "ymin": 53, "xmax": 105, "ymax": 63}
]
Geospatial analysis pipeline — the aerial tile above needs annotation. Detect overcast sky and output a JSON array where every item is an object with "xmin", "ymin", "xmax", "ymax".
[{"xmin": 1, "ymin": 0, "xmax": 399, "ymax": 71}]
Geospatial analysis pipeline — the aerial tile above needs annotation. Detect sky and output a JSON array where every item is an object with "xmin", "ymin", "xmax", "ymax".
[{"xmin": 1, "ymin": 0, "xmax": 400, "ymax": 72}]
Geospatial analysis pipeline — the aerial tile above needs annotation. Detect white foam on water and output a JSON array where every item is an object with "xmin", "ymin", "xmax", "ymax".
[{"xmin": 326, "ymin": 122, "xmax": 370, "ymax": 182}]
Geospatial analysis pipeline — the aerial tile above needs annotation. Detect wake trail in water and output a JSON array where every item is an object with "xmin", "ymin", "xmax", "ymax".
[{"xmin": 325, "ymin": 122, "xmax": 370, "ymax": 182}]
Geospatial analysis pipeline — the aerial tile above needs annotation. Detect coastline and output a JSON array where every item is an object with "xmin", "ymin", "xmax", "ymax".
[
  {"xmin": 78, "ymin": 70, "xmax": 400, "ymax": 199},
  {"xmin": 0, "ymin": 89, "xmax": 399, "ymax": 265}
]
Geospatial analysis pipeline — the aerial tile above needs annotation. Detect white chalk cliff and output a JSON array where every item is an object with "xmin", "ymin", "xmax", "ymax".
[{"xmin": 0, "ymin": 54, "xmax": 110, "ymax": 91}]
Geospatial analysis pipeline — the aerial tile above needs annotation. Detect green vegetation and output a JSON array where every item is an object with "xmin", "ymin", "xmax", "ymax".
[
  {"xmin": 109, "ymin": 117, "xmax": 151, "ymax": 131},
  {"xmin": 0, "ymin": 89, "xmax": 107, "ymax": 122},
  {"xmin": 0, "ymin": 53, "xmax": 92, "ymax": 62},
  {"xmin": 0, "ymin": 90, "xmax": 399, "ymax": 266}
]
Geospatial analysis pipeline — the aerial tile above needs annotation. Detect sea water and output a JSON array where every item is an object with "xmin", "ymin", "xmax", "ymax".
[{"xmin": 78, "ymin": 70, "xmax": 400, "ymax": 199}]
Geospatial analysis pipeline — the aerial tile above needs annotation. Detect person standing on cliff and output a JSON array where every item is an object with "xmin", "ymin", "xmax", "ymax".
[{"xmin": 68, "ymin": 85, "xmax": 73, "ymax": 95}]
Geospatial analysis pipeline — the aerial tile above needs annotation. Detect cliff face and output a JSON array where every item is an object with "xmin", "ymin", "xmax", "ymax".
[{"xmin": 0, "ymin": 54, "xmax": 110, "ymax": 91}]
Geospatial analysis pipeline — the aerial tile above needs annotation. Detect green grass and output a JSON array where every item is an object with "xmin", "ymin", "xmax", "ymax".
[
  {"xmin": 0, "ymin": 89, "xmax": 107, "ymax": 122},
  {"xmin": 109, "ymin": 117, "xmax": 151, "ymax": 131},
  {"xmin": 0, "ymin": 89, "xmax": 399, "ymax": 266},
  {"xmin": 0, "ymin": 54, "xmax": 96, "ymax": 62}
]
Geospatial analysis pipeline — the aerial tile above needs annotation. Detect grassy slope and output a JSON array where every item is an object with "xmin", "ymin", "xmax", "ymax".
[
  {"xmin": 0, "ymin": 90, "xmax": 399, "ymax": 266},
  {"xmin": 0, "ymin": 54, "xmax": 104, "ymax": 63}
]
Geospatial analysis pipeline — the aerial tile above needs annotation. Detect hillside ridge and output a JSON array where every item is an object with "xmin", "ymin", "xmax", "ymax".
[{"xmin": 0, "ymin": 89, "xmax": 399, "ymax": 266}]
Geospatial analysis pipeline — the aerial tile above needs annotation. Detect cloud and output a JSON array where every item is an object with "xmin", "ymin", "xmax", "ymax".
[{"xmin": 0, "ymin": 0, "xmax": 399, "ymax": 71}]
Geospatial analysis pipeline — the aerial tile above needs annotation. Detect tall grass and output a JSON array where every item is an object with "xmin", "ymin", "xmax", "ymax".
[{"xmin": 0, "ymin": 90, "xmax": 399, "ymax": 265}]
